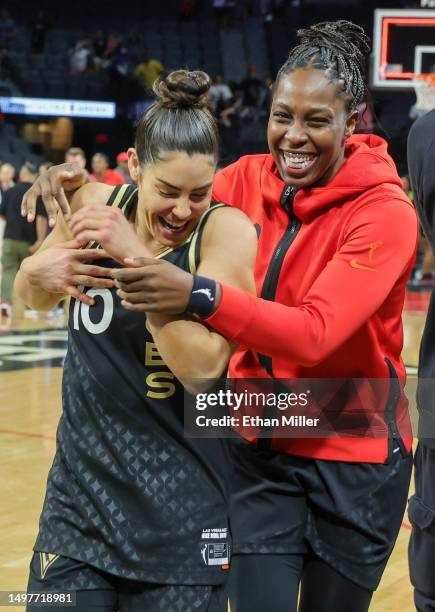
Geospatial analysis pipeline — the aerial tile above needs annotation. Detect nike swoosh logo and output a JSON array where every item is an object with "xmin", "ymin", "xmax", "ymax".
[{"xmin": 350, "ymin": 259, "xmax": 376, "ymax": 272}]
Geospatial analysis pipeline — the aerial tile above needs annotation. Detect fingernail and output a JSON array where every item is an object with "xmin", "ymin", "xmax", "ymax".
[
  {"xmin": 49, "ymin": 217, "xmax": 56, "ymax": 227},
  {"xmin": 27, "ymin": 213, "xmax": 34, "ymax": 222}
]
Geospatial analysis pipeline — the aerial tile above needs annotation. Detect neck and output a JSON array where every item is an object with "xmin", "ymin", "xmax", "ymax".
[{"xmin": 133, "ymin": 205, "xmax": 167, "ymax": 256}]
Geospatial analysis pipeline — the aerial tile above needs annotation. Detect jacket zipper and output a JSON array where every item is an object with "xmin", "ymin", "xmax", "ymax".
[
  {"xmin": 258, "ymin": 185, "xmax": 301, "ymax": 376},
  {"xmin": 256, "ymin": 186, "xmax": 301, "ymax": 450},
  {"xmin": 384, "ymin": 356, "xmax": 407, "ymax": 460}
]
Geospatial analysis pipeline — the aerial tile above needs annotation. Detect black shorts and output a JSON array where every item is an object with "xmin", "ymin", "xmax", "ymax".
[
  {"xmin": 408, "ymin": 442, "xmax": 435, "ymax": 609},
  {"xmin": 229, "ymin": 438, "xmax": 412, "ymax": 591},
  {"xmin": 27, "ymin": 553, "xmax": 227, "ymax": 612}
]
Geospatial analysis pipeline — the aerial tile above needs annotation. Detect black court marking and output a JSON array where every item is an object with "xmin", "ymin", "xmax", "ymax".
[{"xmin": 0, "ymin": 328, "xmax": 67, "ymax": 372}]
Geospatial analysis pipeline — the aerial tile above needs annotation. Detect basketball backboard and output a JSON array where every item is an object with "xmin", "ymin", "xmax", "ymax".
[{"xmin": 371, "ymin": 9, "xmax": 435, "ymax": 90}]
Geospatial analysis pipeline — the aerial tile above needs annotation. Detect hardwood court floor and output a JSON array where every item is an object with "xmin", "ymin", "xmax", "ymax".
[{"xmin": 0, "ymin": 307, "xmax": 428, "ymax": 611}]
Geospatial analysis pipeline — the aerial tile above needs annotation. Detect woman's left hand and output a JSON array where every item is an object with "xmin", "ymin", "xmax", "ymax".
[
  {"xmin": 111, "ymin": 257, "xmax": 194, "ymax": 314},
  {"xmin": 68, "ymin": 205, "xmax": 151, "ymax": 263}
]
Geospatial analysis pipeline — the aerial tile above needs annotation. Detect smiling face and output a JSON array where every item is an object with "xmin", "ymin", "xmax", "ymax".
[
  {"xmin": 128, "ymin": 149, "xmax": 215, "ymax": 250},
  {"xmin": 268, "ymin": 68, "xmax": 358, "ymax": 188}
]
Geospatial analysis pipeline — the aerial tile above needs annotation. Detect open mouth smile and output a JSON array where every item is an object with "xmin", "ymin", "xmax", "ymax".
[
  {"xmin": 158, "ymin": 217, "xmax": 190, "ymax": 234},
  {"xmin": 280, "ymin": 150, "xmax": 318, "ymax": 174}
]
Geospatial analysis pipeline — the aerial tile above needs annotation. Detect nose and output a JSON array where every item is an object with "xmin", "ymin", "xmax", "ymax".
[
  {"xmin": 284, "ymin": 120, "xmax": 308, "ymax": 147},
  {"xmin": 172, "ymin": 198, "xmax": 191, "ymax": 220}
]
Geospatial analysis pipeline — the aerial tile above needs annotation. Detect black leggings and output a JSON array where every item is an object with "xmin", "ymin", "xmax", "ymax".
[{"xmin": 228, "ymin": 554, "xmax": 373, "ymax": 612}]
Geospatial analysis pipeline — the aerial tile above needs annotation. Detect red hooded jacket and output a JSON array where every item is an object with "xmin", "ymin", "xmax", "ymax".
[{"xmin": 208, "ymin": 135, "xmax": 418, "ymax": 463}]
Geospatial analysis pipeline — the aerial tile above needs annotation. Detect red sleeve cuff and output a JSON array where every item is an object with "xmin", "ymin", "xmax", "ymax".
[{"xmin": 205, "ymin": 283, "xmax": 255, "ymax": 340}]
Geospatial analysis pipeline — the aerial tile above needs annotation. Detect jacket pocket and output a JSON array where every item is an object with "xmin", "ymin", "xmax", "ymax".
[{"xmin": 408, "ymin": 495, "xmax": 435, "ymax": 535}]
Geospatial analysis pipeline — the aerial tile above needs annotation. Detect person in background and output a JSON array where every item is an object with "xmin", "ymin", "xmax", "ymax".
[
  {"xmin": 114, "ymin": 151, "xmax": 133, "ymax": 184},
  {"xmin": 39, "ymin": 161, "xmax": 54, "ymax": 175},
  {"xmin": 0, "ymin": 162, "xmax": 15, "ymax": 202},
  {"xmin": 90, "ymin": 152, "xmax": 124, "ymax": 186},
  {"xmin": 209, "ymin": 75, "xmax": 233, "ymax": 113},
  {"xmin": 403, "ymin": 173, "xmax": 435, "ymax": 283},
  {"xmin": 407, "ymin": 108, "xmax": 435, "ymax": 612},
  {"xmin": 65, "ymin": 147, "xmax": 87, "ymax": 169},
  {"xmin": 0, "ymin": 162, "xmax": 47, "ymax": 321}
]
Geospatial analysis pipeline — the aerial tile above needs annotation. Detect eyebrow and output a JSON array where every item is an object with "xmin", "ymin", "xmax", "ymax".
[
  {"xmin": 273, "ymin": 102, "xmax": 333, "ymax": 115},
  {"xmin": 156, "ymin": 178, "xmax": 213, "ymax": 191}
]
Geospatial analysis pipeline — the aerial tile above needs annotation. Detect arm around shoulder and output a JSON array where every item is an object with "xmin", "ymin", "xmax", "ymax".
[{"xmin": 15, "ymin": 183, "xmax": 114, "ymax": 310}]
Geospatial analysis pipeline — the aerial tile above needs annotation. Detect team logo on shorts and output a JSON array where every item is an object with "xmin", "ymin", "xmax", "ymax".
[{"xmin": 39, "ymin": 552, "xmax": 59, "ymax": 579}]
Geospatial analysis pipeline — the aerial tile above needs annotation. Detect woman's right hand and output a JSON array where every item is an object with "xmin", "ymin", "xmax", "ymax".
[
  {"xmin": 21, "ymin": 240, "xmax": 115, "ymax": 305},
  {"xmin": 21, "ymin": 163, "xmax": 88, "ymax": 228}
]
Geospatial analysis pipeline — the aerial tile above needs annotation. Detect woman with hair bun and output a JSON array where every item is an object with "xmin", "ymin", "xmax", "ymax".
[
  {"xmin": 16, "ymin": 70, "xmax": 257, "ymax": 612},
  {"xmin": 97, "ymin": 21, "xmax": 416, "ymax": 611}
]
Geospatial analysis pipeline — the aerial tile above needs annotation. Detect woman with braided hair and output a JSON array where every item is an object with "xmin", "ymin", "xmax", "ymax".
[
  {"xmin": 109, "ymin": 21, "xmax": 415, "ymax": 611},
  {"xmin": 21, "ymin": 20, "xmax": 417, "ymax": 611}
]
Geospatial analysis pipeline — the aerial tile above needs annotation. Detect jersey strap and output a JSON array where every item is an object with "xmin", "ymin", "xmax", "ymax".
[{"xmin": 187, "ymin": 202, "xmax": 226, "ymax": 273}]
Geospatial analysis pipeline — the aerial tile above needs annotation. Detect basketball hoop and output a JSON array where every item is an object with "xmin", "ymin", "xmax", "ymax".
[{"xmin": 412, "ymin": 73, "xmax": 435, "ymax": 117}]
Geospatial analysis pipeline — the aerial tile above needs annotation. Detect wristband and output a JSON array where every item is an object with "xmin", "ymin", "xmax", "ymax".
[{"xmin": 186, "ymin": 275, "xmax": 217, "ymax": 317}]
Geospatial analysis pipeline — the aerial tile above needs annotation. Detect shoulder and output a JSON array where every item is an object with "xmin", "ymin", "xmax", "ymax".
[
  {"xmin": 202, "ymin": 204, "xmax": 257, "ymax": 246},
  {"xmin": 352, "ymin": 184, "xmax": 417, "ymax": 221},
  {"xmin": 70, "ymin": 182, "xmax": 114, "ymax": 213}
]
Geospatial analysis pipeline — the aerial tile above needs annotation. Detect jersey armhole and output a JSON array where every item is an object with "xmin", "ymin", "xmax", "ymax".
[{"xmin": 187, "ymin": 201, "xmax": 227, "ymax": 273}]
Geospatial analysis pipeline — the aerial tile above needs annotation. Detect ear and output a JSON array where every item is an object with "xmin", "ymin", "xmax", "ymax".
[
  {"xmin": 127, "ymin": 147, "xmax": 140, "ymax": 182},
  {"xmin": 344, "ymin": 110, "xmax": 359, "ymax": 139}
]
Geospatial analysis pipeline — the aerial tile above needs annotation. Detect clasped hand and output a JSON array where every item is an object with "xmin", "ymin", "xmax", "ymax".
[{"xmin": 111, "ymin": 258, "xmax": 194, "ymax": 314}]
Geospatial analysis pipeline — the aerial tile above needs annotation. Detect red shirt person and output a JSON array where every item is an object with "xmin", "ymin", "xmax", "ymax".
[
  {"xmin": 105, "ymin": 22, "xmax": 417, "ymax": 611},
  {"xmin": 90, "ymin": 153, "xmax": 124, "ymax": 186}
]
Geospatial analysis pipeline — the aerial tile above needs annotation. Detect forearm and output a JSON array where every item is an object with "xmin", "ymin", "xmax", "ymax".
[
  {"xmin": 147, "ymin": 313, "xmax": 231, "ymax": 393},
  {"xmin": 14, "ymin": 260, "xmax": 64, "ymax": 311}
]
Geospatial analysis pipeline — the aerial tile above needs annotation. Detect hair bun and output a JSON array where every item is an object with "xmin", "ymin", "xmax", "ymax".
[
  {"xmin": 153, "ymin": 70, "xmax": 212, "ymax": 109},
  {"xmin": 297, "ymin": 20, "xmax": 370, "ymax": 60}
]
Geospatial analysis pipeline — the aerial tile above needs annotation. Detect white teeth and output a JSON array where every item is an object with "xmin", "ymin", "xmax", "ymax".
[
  {"xmin": 161, "ymin": 218, "xmax": 187, "ymax": 231},
  {"xmin": 282, "ymin": 152, "xmax": 315, "ymax": 169}
]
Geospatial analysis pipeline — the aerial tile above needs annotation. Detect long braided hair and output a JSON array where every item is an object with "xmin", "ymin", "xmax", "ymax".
[{"xmin": 276, "ymin": 21, "xmax": 371, "ymax": 112}]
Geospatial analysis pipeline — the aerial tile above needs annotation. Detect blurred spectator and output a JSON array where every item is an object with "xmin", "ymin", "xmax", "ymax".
[
  {"xmin": 0, "ymin": 162, "xmax": 15, "ymax": 199},
  {"xmin": 65, "ymin": 147, "xmax": 94, "ymax": 183},
  {"xmin": 105, "ymin": 34, "xmax": 121, "ymax": 58},
  {"xmin": 0, "ymin": 162, "xmax": 47, "ymax": 322},
  {"xmin": 111, "ymin": 45, "xmax": 130, "ymax": 77},
  {"xmin": 241, "ymin": 64, "xmax": 264, "ymax": 108},
  {"xmin": 65, "ymin": 147, "xmax": 87, "ymax": 169},
  {"xmin": 209, "ymin": 75, "xmax": 233, "ymax": 113},
  {"xmin": 90, "ymin": 153, "xmax": 124, "ymax": 185},
  {"xmin": 92, "ymin": 29, "xmax": 107, "ymax": 69},
  {"xmin": 69, "ymin": 40, "xmax": 92, "ymax": 75},
  {"xmin": 402, "ymin": 173, "xmax": 434, "ymax": 283},
  {"xmin": 39, "ymin": 161, "xmax": 54, "ymax": 175},
  {"xmin": 115, "ymin": 152, "xmax": 133, "ymax": 184},
  {"xmin": 135, "ymin": 59, "xmax": 164, "ymax": 92}
]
